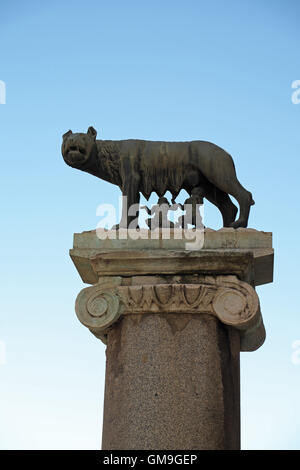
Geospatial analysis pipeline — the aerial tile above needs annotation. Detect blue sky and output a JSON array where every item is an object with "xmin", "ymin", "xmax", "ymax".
[{"xmin": 0, "ymin": 0, "xmax": 300, "ymax": 449}]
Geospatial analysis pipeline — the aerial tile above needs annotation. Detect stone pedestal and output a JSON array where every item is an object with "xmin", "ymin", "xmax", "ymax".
[
  {"xmin": 102, "ymin": 313, "xmax": 240, "ymax": 450},
  {"xmin": 70, "ymin": 228, "xmax": 273, "ymax": 450}
]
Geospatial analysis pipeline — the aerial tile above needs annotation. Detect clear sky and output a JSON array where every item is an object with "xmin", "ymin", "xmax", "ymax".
[{"xmin": 1, "ymin": 0, "xmax": 300, "ymax": 450}]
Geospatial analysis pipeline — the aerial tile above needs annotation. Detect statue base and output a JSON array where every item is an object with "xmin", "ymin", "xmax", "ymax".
[{"xmin": 70, "ymin": 228, "xmax": 273, "ymax": 450}]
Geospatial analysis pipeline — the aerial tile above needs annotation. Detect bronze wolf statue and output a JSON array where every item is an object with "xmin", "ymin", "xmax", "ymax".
[{"xmin": 62, "ymin": 126, "xmax": 254, "ymax": 228}]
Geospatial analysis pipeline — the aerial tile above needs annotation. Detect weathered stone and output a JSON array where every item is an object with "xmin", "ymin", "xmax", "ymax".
[
  {"xmin": 70, "ymin": 228, "xmax": 273, "ymax": 286},
  {"xmin": 69, "ymin": 228, "xmax": 273, "ymax": 450},
  {"xmin": 102, "ymin": 313, "xmax": 240, "ymax": 450},
  {"xmin": 75, "ymin": 274, "xmax": 264, "ymax": 352}
]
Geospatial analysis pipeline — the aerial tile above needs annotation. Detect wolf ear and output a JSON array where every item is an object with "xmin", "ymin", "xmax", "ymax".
[
  {"xmin": 87, "ymin": 126, "xmax": 97, "ymax": 139},
  {"xmin": 62, "ymin": 129, "xmax": 72, "ymax": 140}
]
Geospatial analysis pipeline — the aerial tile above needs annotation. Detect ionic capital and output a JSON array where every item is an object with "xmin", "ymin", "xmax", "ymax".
[{"xmin": 75, "ymin": 275, "xmax": 264, "ymax": 351}]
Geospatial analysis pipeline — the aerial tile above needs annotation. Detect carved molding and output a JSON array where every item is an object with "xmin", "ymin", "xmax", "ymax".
[
  {"xmin": 75, "ymin": 275, "xmax": 263, "ymax": 350},
  {"xmin": 119, "ymin": 283, "xmax": 217, "ymax": 313},
  {"xmin": 118, "ymin": 278, "xmax": 258, "ymax": 328}
]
